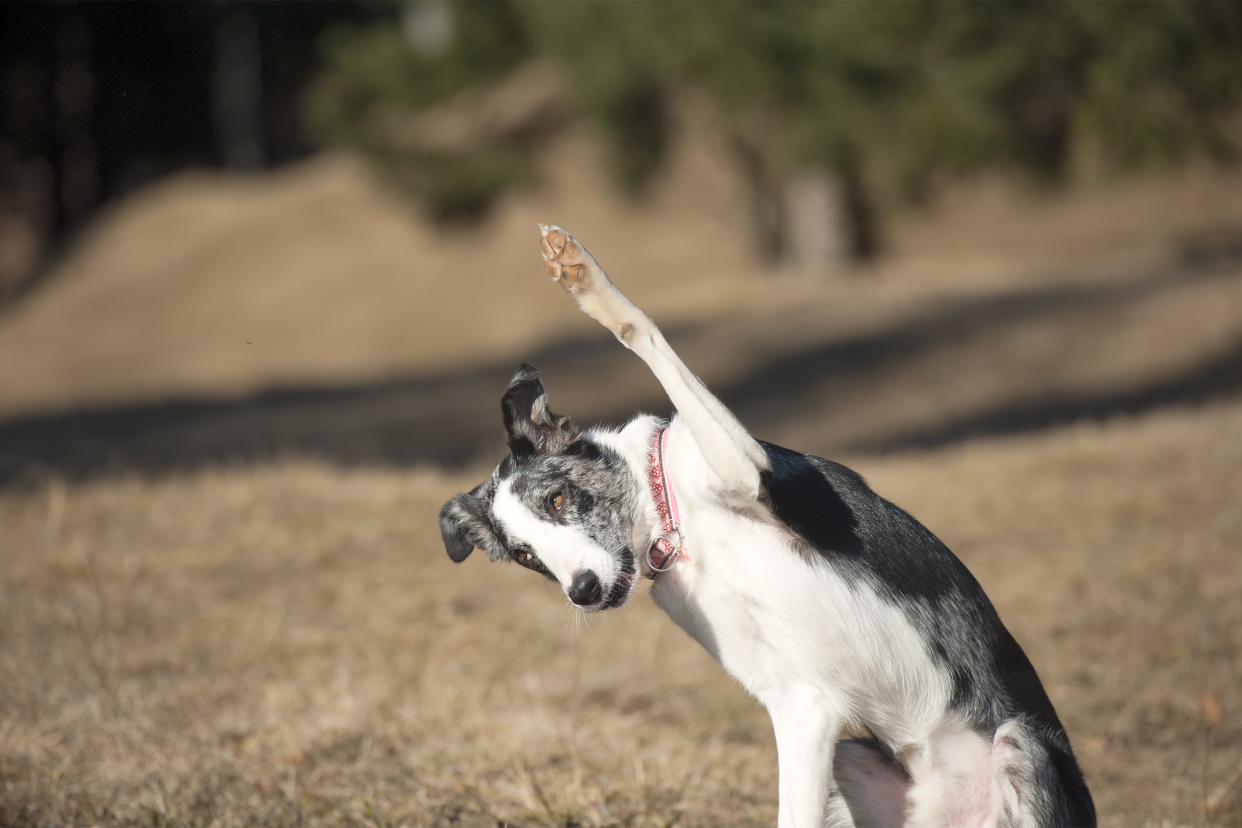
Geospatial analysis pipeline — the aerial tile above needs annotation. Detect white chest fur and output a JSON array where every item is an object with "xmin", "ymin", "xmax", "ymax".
[{"xmin": 646, "ymin": 423, "xmax": 952, "ymax": 751}]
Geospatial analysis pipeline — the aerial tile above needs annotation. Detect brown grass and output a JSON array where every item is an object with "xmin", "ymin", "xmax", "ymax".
[{"xmin": 2, "ymin": 399, "xmax": 1239, "ymax": 827}]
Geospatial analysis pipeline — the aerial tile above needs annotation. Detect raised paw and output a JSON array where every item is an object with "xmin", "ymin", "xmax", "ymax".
[
  {"xmin": 537, "ymin": 222, "xmax": 640, "ymax": 341},
  {"xmin": 538, "ymin": 223, "xmax": 592, "ymax": 295}
]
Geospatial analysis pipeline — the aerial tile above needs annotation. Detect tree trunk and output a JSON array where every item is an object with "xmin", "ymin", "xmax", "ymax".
[
  {"xmin": 213, "ymin": 11, "xmax": 265, "ymax": 171},
  {"xmin": 734, "ymin": 139, "xmax": 877, "ymax": 270},
  {"xmin": 781, "ymin": 165, "xmax": 876, "ymax": 268}
]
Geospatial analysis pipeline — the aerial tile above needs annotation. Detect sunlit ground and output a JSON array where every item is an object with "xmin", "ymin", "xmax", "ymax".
[{"xmin": 2, "ymin": 398, "xmax": 1239, "ymax": 827}]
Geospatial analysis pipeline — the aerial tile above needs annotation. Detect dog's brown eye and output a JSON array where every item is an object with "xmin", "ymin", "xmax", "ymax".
[
  {"xmin": 550, "ymin": 493, "xmax": 564, "ymax": 510},
  {"xmin": 516, "ymin": 550, "xmax": 532, "ymax": 563}
]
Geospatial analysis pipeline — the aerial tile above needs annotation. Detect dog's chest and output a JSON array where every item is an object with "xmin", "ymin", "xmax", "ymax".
[
  {"xmin": 646, "ymin": 501, "xmax": 800, "ymax": 673},
  {"xmin": 650, "ymin": 500, "xmax": 951, "ymax": 729}
]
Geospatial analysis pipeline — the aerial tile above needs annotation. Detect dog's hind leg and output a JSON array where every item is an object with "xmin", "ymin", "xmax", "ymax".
[
  {"xmin": 990, "ymin": 721, "xmax": 1097, "ymax": 828},
  {"xmin": 538, "ymin": 224, "xmax": 769, "ymax": 499}
]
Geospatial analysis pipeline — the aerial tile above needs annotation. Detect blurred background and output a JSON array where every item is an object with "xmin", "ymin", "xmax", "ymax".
[
  {"xmin": 1, "ymin": 2, "xmax": 1241, "ymax": 826},
  {"xmin": 3, "ymin": 0, "xmax": 1242, "ymax": 473}
]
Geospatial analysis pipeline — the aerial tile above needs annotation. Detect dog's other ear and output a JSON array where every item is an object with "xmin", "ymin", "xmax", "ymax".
[
  {"xmin": 439, "ymin": 490, "xmax": 501, "ymax": 563},
  {"xmin": 502, "ymin": 363, "xmax": 580, "ymax": 457}
]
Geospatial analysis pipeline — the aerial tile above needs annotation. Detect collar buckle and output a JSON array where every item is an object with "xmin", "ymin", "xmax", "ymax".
[{"xmin": 645, "ymin": 537, "xmax": 682, "ymax": 575}]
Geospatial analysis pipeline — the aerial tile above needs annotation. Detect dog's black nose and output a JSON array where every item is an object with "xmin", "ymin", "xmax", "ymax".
[{"xmin": 568, "ymin": 570, "xmax": 602, "ymax": 606}]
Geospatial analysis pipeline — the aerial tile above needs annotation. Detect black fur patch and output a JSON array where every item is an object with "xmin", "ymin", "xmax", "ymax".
[
  {"xmin": 438, "ymin": 476, "xmax": 506, "ymax": 562},
  {"xmin": 759, "ymin": 440, "xmax": 1094, "ymax": 821},
  {"xmin": 501, "ymin": 364, "xmax": 581, "ymax": 458}
]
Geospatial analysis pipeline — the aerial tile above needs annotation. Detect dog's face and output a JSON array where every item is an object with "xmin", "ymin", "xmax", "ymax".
[{"xmin": 439, "ymin": 364, "xmax": 641, "ymax": 611}]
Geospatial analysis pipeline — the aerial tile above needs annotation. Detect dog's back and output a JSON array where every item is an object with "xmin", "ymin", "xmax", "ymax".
[{"xmin": 762, "ymin": 442, "xmax": 1095, "ymax": 826}]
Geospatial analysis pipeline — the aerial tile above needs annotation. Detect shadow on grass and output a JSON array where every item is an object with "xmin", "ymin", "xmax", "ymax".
[
  {"xmin": 849, "ymin": 334, "xmax": 1242, "ymax": 453},
  {"xmin": 2, "ymin": 257, "xmax": 1241, "ymax": 487}
]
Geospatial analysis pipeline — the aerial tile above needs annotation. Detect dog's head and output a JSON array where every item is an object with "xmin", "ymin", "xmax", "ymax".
[{"xmin": 439, "ymin": 364, "xmax": 642, "ymax": 611}]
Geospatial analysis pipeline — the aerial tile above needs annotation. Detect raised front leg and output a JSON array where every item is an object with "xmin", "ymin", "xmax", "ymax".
[{"xmin": 537, "ymin": 224, "xmax": 769, "ymax": 500}]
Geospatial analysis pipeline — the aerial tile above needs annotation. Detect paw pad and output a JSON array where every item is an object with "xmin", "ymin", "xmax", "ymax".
[{"xmin": 538, "ymin": 223, "xmax": 588, "ymax": 292}]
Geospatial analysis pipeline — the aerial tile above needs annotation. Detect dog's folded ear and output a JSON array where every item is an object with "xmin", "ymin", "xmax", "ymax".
[
  {"xmin": 502, "ymin": 363, "xmax": 581, "ymax": 457},
  {"xmin": 439, "ymin": 489, "xmax": 502, "ymax": 563}
]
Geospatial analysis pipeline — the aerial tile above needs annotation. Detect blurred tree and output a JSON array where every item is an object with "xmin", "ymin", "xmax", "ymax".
[
  {"xmin": 0, "ymin": 1, "xmax": 369, "ymax": 298},
  {"xmin": 307, "ymin": 1, "xmax": 1242, "ymax": 259},
  {"xmin": 305, "ymin": 1, "xmax": 539, "ymax": 221}
]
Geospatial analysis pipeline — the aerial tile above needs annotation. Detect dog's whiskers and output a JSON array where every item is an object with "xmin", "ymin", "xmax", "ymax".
[{"xmin": 558, "ymin": 601, "xmax": 594, "ymax": 651}]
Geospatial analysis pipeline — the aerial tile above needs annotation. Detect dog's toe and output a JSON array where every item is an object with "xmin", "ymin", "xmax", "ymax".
[
  {"xmin": 538, "ymin": 223, "xmax": 589, "ymax": 293},
  {"xmin": 538, "ymin": 223, "xmax": 565, "ymax": 259}
]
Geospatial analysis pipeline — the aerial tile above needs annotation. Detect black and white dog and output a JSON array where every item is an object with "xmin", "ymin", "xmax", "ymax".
[{"xmin": 439, "ymin": 225, "xmax": 1095, "ymax": 828}]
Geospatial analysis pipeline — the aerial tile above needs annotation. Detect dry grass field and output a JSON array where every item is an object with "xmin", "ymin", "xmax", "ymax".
[
  {"xmin": 2, "ymin": 137, "xmax": 1242, "ymax": 826},
  {"xmin": 1, "ymin": 398, "xmax": 1240, "ymax": 827}
]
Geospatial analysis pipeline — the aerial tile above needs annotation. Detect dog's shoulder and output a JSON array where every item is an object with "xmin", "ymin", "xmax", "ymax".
[{"xmin": 757, "ymin": 440, "xmax": 977, "ymax": 605}]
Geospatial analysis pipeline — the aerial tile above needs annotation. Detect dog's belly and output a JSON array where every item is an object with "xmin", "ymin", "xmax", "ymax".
[{"xmin": 651, "ymin": 509, "xmax": 954, "ymax": 749}]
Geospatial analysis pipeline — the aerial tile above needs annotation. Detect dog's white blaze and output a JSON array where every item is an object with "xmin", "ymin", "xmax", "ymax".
[{"xmin": 491, "ymin": 478, "xmax": 625, "ymax": 602}]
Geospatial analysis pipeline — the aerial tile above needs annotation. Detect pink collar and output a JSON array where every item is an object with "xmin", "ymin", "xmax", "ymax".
[{"xmin": 645, "ymin": 426, "xmax": 686, "ymax": 578}]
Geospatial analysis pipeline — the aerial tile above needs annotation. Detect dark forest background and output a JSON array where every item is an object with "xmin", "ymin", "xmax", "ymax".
[{"xmin": 3, "ymin": 1, "xmax": 1241, "ymax": 296}]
